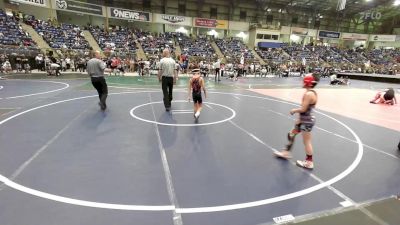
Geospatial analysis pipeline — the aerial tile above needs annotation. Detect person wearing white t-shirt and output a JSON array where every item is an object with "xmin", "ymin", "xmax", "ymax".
[
  {"xmin": 213, "ymin": 59, "xmax": 221, "ymax": 82},
  {"xmin": 158, "ymin": 48, "xmax": 177, "ymax": 111},
  {"xmin": 2, "ymin": 60, "xmax": 12, "ymax": 73}
]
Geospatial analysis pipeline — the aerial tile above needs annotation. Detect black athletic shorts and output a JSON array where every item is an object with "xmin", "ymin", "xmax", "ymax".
[
  {"xmin": 192, "ymin": 92, "xmax": 202, "ymax": 104},
  {"xmin": 295, "ymin": 122, "xmax": 315, "ymax": 132}
]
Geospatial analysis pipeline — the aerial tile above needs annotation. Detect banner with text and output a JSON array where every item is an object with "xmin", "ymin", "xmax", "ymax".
[
  {"xmin": 109, "ymin": 7, "xmax": 151, "ymax": 22},
  {"xmin": 369, "ymin": 34, "xmax": 396, "ymax": 42},
  {"xmin": 54, "ymin": 0, "xmax": 104, "ymax": 16},
  {"xmin": 228, "ymin": 21, "xmax": 249, "ymax": 31},
  {"xmin": 318, "ymin": 30, "xmax": 340, "ymax": 39},
  {"xmin": 153, "ymin": 14, "xmax": 191, "ymax": 26},
  {"xmin": 194, "ymin": 18, "xmax": 228, "ymax": 29},
  {"xmin": 10, "ymin": 0, "xmax": 48, "ymax": 8},
  {"xmin": 291, "ymin": 27, "xmax": 309, "ymax": 36},
  {"xmin": 342, "ymin": 33, "xmax": 369, "ymax": 40}
]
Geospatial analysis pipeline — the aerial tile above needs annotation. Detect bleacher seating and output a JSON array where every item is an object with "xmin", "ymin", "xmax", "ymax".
[
  {"xmin": 0, "ymin": 10, "xmax": 36, "ymax": 48},
  {"xmin": 332, "ymin": 48, "xmax": 367, "ymax": 65},
  {"xmin": 89, "ymin": 26, "xmax": 136, "ymax": 54},
  {"xmin": 139, "ymin": 32, "xmax": 175, "ymax": 56},
  {"xmin": 215, "ymin": 38, "xmax": 254, "ymax": 62},
  {"xmin": 256, "ymin": 48, "xmax": 289, "ymax": 64},
  {"xmin": 364, "ymin": 49, "xmax": 400, "ymax": 65},
  {"xmin": 0, "ymin": 9, "xmax": 398, "ymax": 75},
  {"xmin": 306, "ymin": 46, "xmax": 347, "ymax": 65},
  {"xmin": 282, "ymin": 43, "xmax": 322, "ymax": 63},
  {"xmin": 28, "ymin": 17, "xmax": 89, "ymax": 50},
  {"xmin": 178, "ymin": 35, "xmax": 215, "ymax": 60}
]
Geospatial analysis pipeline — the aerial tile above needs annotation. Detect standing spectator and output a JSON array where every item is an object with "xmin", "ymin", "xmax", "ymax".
[
  {"xmin": 70, "ymin": 58, "xmax": 75, "ymax": 72},
  {"xmin": 129, "ymin": 58, "xmax": 135, "ymax": 72},
  {"xmin": 158, "ymin": 48, "xmax": 177, "ymax": 111},
  {"xmin": 35, "ymin": 54, "xmax": 44, "ymax": 71},
  {"xmin": 220, "ymin": 63, "xmax": 225, "ymax": 77},
  {"xmin": 214, "ymin": 59, "xmax": 221, "ymax": 82},
  {"xmin": 2, "ymin": 59, "xmax": 12, "ymax": 74},
  {"xmin": 65, "ymin": 57, "xmax": 71, "ymax": 71},
  {"xmin": 61, "ymin": 58, "xmax": 66, "ymax": 72},
  {"xmin": 139, "ymin": 59, "xmax": 145, "ymax": 76},
  {"xmin": 49, "ymin": 53, "xmax": 61, "ymax": 76}
]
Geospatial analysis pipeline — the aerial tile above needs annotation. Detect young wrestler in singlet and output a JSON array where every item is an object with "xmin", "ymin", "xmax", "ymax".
[
  {"xmin": 275, "ymin": 73, "xmax": 319, "ymax": 169},
  {"xmin": 188, "ymin": 67, "xmax": 207, "ymax": 119},
  {"xmin": 370, "ymin": 88, "xmax": 397, "ymax": 105}
]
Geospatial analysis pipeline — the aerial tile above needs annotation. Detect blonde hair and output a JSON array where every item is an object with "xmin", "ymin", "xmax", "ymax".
[{"xmin": 162, "ymin": 48, "xmax": 170, "ymax": 58}]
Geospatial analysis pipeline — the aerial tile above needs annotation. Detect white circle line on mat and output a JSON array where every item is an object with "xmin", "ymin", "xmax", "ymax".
[
  {"xmin": 3, "ymin": 80, "xmax": 70, "ymax": 99},
  {"xmin": 0, "ymin": 90, "xmax": 363, "ymax": 213},
  {"xmin": 130, "ymin": 100, "xmax": 236, "ymax": 127}
]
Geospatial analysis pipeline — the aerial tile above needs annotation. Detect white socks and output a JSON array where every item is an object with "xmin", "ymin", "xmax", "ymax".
[{"xmin": 194, "ymin": 111, "xmax": 200, "ymax": 118}]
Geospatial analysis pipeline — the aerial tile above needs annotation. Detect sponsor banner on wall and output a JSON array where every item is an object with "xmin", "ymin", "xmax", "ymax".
[
  {"xmin": 54, "ymin": 0, "xmax": 104, "ymax": 16},
  {"xmin": 396, "ymin": 35, "xmax": 400, "ymax": 42},
  {"xmin": 342, "ymin": 33, "xmax": 369, "ymax": 40},
  {"xmin": 228, "ymin": 21, "xmax": 249, "ymax": 31},
  {"xmin": 280, "ymin": 26, "xmax": 291, "ymax": 35},
  {"xmin": 109, "ymin": 7, "xmax": 151, "ymax": 22},
  {"xmin": 291, "ymin": 27, "xmax": 308, "ymax": 36},
  {"xmin": 318, "ymin": 30, "xmax": 340, "ymax": 39},
  {"xmin": 194, "ymin": 18, "xmax": 228, "ymax": 29},
  {"xmin": 153, "ymin": 14, "xmax": 191, "ymax": 26},
  {"xmin": 369, "ymin": 34, "xmax": 396, "ymax": 42},
  {"xmin": 289, "ymin": 27, "xmax": 316, "ymax": 37},
  {"xmin": 10, "ymin": 0, "xmax": 48, "ymax": 8},
  {"xmin": 308, "ymin": 29, "xmax": 317, "ymax": 37}
]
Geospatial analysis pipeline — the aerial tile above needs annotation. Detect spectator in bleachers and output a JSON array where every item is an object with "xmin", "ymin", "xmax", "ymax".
[
  {"xmin": 89, "ymin": 25, "xmax": 136, "ymax": 56},
  {"xmin": 29, "ymin": 18, "xmax": 89, "ymax": 50},
  {"xmin": 178, "ymin": 35, "xmax": 215, "ymax": 62},
  {"xmin": 0, "ymin": 10, "xmax": 36, "ymax": 48},
  {"xmin": 215, "ymin": 38, "xmax": 254, "ymax": 63},
  {"xmin": 256, "ymin": 47, "xmax": 289, "ymax": 67},
  {"xmin": 2, "ymin": 59, "xmax": 12, "ymax": 73}
]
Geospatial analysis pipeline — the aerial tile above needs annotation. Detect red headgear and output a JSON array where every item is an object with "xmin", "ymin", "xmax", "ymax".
[{"xmin": 303, "ymin": 73, "xmax": 317, "ymax": 87}]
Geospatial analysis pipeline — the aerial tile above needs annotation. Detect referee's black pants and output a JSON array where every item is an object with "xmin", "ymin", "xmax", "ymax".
[
  {"xmin": 91, "ymin": 76, "xmax": 108, "ymax": 108},
  {"xmin": 215, "ymin": 68, "xmax": 220, "ymax": 82},
  {"xmin": 161, "ymin": 76, "xmax": 173, "ymax": 109}
]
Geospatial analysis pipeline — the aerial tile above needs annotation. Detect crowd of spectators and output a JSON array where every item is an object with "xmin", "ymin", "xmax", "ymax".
[
  {"xmin": 215, "ymin": 38, "xmax": 254, "ymax": 63},
  {"xmin": 282, "ymin": 43, "xmax": 322, "ymax": 64},
  {"xmin": 306, "ymin": 46, "xmax": 346, "ymax": 65},
  {"xmin": 0, "ymin": 10, "xmax": 36, "ymax": 48},
  {"xmin": 256, "ymin": 48, "xmax": 289, "ymax": 65},
  {"xmin": 178, "ymin": 35, "xmax": 216, "ymax": 61},
  {"xmin": 0, "ymin": 10, "xmax": 399, "ymax": 76},
  {"xmin": 363, "ymin": 49, "xmax": 400, "ymax": 66},
  {"xmin": 138, "ymin": 32, "xmax": 175, "ymax": 56},
  {"xmin": 89, "ymin": 25, "xmax": 136, "ymax": 55},
  {"xmin": 25, "ymin": 15, "xmax": 89, "ymax": 50},
  {"xmin": 331, "ymin": 47, "xmax": 368, "ymax": 65}
]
